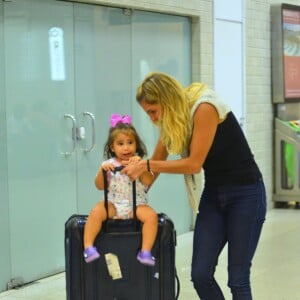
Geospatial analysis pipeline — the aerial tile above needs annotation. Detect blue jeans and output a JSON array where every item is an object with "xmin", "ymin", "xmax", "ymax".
[{"xmin": 191, "ymin": 179, "xmax": 266, "ymax": 300}]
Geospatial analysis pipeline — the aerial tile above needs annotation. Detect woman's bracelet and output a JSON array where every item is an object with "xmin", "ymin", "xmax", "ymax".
[{"xmin": 147, "ymin": 159, "xmax": 154, "ymax": 176}]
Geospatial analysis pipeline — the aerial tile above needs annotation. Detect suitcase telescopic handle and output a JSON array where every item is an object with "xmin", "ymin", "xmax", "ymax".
[{"xmin": 102, "ymin": 166, "xmax": 137, "ymax": 221}]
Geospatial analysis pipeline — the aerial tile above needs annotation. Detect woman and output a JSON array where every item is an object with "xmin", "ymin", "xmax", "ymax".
[{"xmin": 122, "ymin": 72, "xmax": 266, "ymax": 300}]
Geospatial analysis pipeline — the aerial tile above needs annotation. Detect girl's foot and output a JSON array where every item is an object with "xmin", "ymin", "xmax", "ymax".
[
  {"xmin": 137, "ymin": 250, "xmax": 155, "ymax": 266},
  {"xmin": 83, "ymin": 246, "xmax": 100, "ymax": 263}
]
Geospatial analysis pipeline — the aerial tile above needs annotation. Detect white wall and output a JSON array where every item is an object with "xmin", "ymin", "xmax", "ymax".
[{"xmin": 214, "ymin": 0, "xmax": 245, "ymax": 128}]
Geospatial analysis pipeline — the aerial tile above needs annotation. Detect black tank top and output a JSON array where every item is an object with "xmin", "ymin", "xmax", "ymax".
[{"xmin": 203, "ymin": 112, "xmax": 262, "ymax": 186}]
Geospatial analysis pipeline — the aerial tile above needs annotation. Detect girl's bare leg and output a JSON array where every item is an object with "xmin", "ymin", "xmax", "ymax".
[
  {"xmin": 136, "ymin": 205, "xmax": 158, "ymax": 251},
  {"xmin": 83, "ymin": 201, "xmax": 116, "ymax": 249}
]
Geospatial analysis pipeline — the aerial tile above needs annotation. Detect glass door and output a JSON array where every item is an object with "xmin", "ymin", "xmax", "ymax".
[{"xmin": 4, "ymin": 0, "xmax": 77, "ymax": 283}]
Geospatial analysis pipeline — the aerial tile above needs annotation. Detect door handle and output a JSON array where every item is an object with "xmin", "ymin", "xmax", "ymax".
[
  {"xmin": 62, "ymin": 113, "xmax": 76, "ymax": 156},
  {"xmin": 82, "ymin": 112, "xmax": 95, "ymax": 153}
]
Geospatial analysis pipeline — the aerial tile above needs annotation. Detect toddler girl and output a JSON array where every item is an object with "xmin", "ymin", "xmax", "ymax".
[{"xmin": 83, "ymin": 114, "xmax": 158, "ymax": 266}]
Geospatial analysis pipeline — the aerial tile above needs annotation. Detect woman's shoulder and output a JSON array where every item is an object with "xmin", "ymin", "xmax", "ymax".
[{"xmin": 191, "ymin": 88, "xmax": 231, "ymax": 120}]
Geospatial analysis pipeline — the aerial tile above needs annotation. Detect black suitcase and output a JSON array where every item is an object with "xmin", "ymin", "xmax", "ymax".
[{"xmin": 64, "ymin": 169, "xmax": 179, "ymax": 300}]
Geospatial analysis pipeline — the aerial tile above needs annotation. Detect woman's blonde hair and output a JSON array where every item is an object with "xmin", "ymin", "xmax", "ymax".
[{"xmin": 136, "ymin": 72, "xmax": 206, "ymax": 154}]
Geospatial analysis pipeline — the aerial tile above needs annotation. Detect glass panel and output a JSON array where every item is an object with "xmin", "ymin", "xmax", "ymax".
[
  {"xmin": 4, "ymin": 0, "xmax": 76, "ymax": 282},
  {"xmin": 0, "ymin": 1, "xmax": 11, "ymax": 291},
  {"xmin": 132, "ymin": 11, "xmax": 192, "ymax": 234}
]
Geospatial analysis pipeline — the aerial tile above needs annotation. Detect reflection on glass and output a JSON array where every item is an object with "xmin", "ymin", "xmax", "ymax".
[{"xmin": 48, "ymin": 27, "xmax": 66, "ymax": 81}]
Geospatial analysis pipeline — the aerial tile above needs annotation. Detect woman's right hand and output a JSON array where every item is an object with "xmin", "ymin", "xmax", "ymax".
[{"xmin": 121, "ymin": 159, "xmax": 146, "ymax": 181}]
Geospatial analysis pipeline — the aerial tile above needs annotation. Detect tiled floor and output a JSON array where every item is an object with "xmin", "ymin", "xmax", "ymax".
[{"xmin": 0, "ymin": 208, "xmax": 299, "ymax": 300}]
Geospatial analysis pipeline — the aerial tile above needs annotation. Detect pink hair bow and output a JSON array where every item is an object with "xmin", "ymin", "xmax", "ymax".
[{"xmin": 110, "ymin": 113, "xmax": 132, "ymax": 128}]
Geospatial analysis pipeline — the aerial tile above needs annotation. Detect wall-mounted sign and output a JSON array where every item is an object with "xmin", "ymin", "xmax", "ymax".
[
  {"xmin": 283, "ymin": 8, "xmax": 300, "ymax": 98},
  {"xmin": 271, "ymin": 4, "xmax": 300, "ymax": 103}
]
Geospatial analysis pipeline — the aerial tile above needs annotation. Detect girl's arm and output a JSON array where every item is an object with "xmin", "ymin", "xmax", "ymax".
[
  {"xmin": 122, "ymin": 103, "xmax": 219, "ymax": 179},
  {"xmin": 95, "ymin": 161, "xmax": 115, "ymax": 190},
  {"xmin": 95, "ymin": 167, "xmax": 104, "ymax": 190}
]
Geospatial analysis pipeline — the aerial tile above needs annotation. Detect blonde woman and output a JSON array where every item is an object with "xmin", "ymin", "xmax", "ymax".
[{"xmin": 122, "ymin": 72, "xmax": 266, "ymax": 300}]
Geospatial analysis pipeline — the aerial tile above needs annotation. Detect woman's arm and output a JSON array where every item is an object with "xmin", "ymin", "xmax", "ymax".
[
  {"xmin": 122, "ymin": 103, "xmax": 219, "ymax": 179},
  {"xmin": 139, "ymin": 139, "xmax": 168, "ymax": 187}
]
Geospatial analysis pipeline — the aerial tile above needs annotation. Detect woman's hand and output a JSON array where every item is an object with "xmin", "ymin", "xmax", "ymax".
[
  {"xmin": 121, "ymin": 159, "xmax": 146, "ymax": 181},
  {"xmin": 128, "ymin": 155, "xmax": 141, "ymax": 164}
]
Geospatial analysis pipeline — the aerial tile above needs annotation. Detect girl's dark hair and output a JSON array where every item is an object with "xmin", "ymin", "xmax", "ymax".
[{"xmin": 103, "ymin": 122, "xmax": 147, "ymax": 159}]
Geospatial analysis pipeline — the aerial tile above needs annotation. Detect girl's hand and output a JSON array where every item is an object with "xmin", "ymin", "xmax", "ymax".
[{"xmin": 101, "ymin": 161, "xmax": 115, "ymax": 172}]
